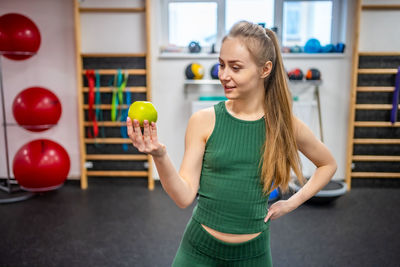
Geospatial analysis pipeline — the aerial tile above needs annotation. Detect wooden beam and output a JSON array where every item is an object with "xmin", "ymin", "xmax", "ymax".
[
  {"xmin": 353, "ymin": 139, "xmax": 400, "ymax": 144},
  {"xmin": 81, "ymin": 53, "xmax": 146, "ymax": 57},
  {"xmin": 74, "ymin": 0, "xmax": 88, "ymax": 190},
  {"xmin": 345, "ymin": 0, "xmax": 362, "ymax": 191},
  {"xmin": 145, "ymin": 0, "xmax": 154, "ymax": 191},
  {"xmin": 87, "ymin": 171, "xmax": 148, "ymax": 177},
  {"xmin": 82, "ymin": 87, "xmax": 147, "ymax": 93},
  {"xmin": 358, "ymin": 69, "xmax": 398, "ymax": 74},
  {"xmin": 351, "ymin": 172, "xmax": 400, "ymax": 178},
  {"xmin": 83, "ymin": 104, "xmax": 129, "ymax": 109},
  {"xmin": 357, "ymin": 86, "xmax": 394, "ymax": 92},
  {"xmin": 353, "ymin": 155, "xmax": 400, "ymax": 161},
  {"xmin": 358, "ymin": 52, "xmax": 400, "ymax": 56},
  {"xmin": 354, "ymin": 121, "xmax": 400, "ymax": 127},
  {"xmin": 81, "ymin": 69, "xmax": 146, "ymax": 75},
  {"xmin": 85, "ymin": 138, "xmax": 131, "ymax": 144},
  {"xmin": 356, "ymin": 104, "xmax": 399, "ymax": 110},
  {"xmin": 86, "ymin": 154, "xmax": 147, "ymax": 161},
  {"xmin": 79, "ymin": 7, "xmax": 146, "ymax": 13},
  {"xmin": 362, "ymin": 5, "xmax": 400, "ymax": 10},
  {"xmin": 84, "ymin": 121, "xmax": 125, "ymax": 126}
]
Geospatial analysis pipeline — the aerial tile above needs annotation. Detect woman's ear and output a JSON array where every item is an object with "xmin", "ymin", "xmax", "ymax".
[{"xmin": 261, "ymin": 61, "xmax": 273, "ymax": 79}]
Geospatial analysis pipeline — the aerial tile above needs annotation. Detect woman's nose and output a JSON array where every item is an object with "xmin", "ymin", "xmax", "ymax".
[{"xmin": 219, "ymin": 69, "xmax": 230, "ymax": 81}]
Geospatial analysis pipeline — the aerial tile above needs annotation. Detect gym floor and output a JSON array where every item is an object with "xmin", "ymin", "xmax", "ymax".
[{"xmin": 0, "ymin": 178, "xmax": 399, "ymax": 267}]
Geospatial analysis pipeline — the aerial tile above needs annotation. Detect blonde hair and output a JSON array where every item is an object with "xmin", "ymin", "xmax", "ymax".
[{"xmin": 223, "ymin": 21, "xmax": 305, "ymax": 194}]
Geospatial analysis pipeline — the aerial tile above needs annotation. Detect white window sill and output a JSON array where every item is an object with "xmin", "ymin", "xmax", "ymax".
[
  {"xmin": 282, "ymin": 53, "xmax": 347, "ymax": 59},
  {"xmin": 158, "ymin": 52, "xmax": 347, "ymax": 60},
  {"xmin": 158, "ymin": 52, "xmax": 219, "ymax": 59}
]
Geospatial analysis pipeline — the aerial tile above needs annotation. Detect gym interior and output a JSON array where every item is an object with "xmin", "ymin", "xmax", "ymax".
[{"xmin": 0, "ymin": 0, "xmax": 399, "ymax": 266}]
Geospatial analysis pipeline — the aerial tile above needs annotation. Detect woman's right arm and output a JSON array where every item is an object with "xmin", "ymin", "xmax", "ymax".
[{"xmin": 127, "ymin": 108, "xmax": 214, "ymax": 208}]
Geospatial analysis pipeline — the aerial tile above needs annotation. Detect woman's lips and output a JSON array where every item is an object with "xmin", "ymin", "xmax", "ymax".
[{"xmin": 224, "ymin": 86, "xmax": 235, "ymax": 92}]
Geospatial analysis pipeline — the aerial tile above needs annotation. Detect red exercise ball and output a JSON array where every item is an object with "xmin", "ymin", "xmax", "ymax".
[
  {"xmin": 0, "ymin": 13, "xmax": 41, "ymax": 60},
  {"xmin": 13, "ymin": 139, "xmax": 71, "ymax": 192},
  {"xmin": 12, "ymin": 87, "xmax": 62, "ymax": 132}
]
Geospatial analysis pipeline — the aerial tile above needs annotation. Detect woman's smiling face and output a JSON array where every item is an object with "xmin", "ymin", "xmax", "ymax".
[{"xmin": 218, "ymin": 37, "xmax": 265, "ymax": 100}]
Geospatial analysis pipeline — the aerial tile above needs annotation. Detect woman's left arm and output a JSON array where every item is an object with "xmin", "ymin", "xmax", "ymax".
[{"xmin": 265, "ymin": 116, "xmax": 337, "ymax": 222}]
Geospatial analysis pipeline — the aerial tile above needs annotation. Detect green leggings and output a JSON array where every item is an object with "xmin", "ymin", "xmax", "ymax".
[{"xmin": 172, "ymin": 218, "xmax": 273, "ymax": 267}]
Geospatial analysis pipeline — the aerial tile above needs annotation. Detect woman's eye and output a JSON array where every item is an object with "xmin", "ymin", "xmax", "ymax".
[{"xmin": 232, "ymin": 66, "xmax": 240, "ymax": 71}]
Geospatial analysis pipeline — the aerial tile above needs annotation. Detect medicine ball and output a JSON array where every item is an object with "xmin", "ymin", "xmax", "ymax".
[
  {"xmin": 321, "ymin": 44, "xmax": 335, "ymax": 53},
  {"xmin": 12, "ymin": 86, "xmax": 62, "ymax": 132},
  {"xmin": 335, "ymin": 43, "xmax": 345, "ymax": 53},
  {"xmin": 188, "ymin": 41, "xmax": 201, "ymax": 53},
  {"xmin": 306, "ymin": 68, "xmax": 321, "ymax": 80},
  {"xmin": 304, "ymin": 38, "xmax": 321, "ymax": 53},
  {"xmin": 0, "ymin": 13, "xmax": 41, "ymax": 60},
  {"xmin": 210, "ymin": 63, "xmax": 219, "ymax": 79},
  {"xmin": 288, "ymin": 68, "xmax": 303, "ymax": 80},
  {"xmin": 13, "ymin": 139, "xmax": 70, "ymax": 192},
  {"xmin": 290, "ymin": 45, "xmax": 303, "ymax": 53},
  {"xmin": 185, "ymin": 63, "xmax": 204, "ymax": 80}
]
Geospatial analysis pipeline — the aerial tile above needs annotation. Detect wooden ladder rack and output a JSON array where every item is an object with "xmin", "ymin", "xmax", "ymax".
[
  {"xmin": 74, "ymin": 0, "xmax": 154, "ymax": 190},
  {"xmin": 345, "ymin": 0, "xmax": 400, "ymax": 189}
]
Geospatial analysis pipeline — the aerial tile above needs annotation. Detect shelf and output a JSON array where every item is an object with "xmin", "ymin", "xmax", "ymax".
[
  {"xmin": 159, "ymin": 52, "xmax": 346, "ymax": 60},
  {"xmin": 353, "ymin": 155, "xmax": 400, "ymax": 161},
  {"xmin": 183, "ymin": 79, "xmax": 322, "ymax": 86},
  {"xmin": 184, "ymin": 80, "xmax": 221, "ymax": 85},
  {"xmin": 289, "ymin": 80, "xmax": 322, "ymax": 86},
  {"xmin": 292, "ymin": 101, "xmax": 318, "ymax": 106}
]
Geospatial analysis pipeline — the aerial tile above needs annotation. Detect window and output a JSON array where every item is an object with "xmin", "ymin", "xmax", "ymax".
[
  {"xmin": 162, "ymin": 0, "xmax": 345, "ymax": 52},
  {"xmin": 282, "ymin": 0, "xmax": 334, "ymax": 47},
  {"xmin": 168, "ymin": 2, "xmax": 218, "ymax": 47},
  {"xmin": 225, "ymin": 0, "xmax": 274, "ymax": 33}
]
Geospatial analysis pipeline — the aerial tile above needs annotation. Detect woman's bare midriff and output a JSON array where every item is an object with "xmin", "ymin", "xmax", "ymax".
[{"xmin": 201, "ymin": 224, "xmax": 261, "ymax": 243}]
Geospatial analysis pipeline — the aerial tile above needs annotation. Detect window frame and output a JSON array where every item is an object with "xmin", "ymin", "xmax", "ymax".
[{"xmin": 161, "ymin": 0, "xmax": 346, "ymax": 52}]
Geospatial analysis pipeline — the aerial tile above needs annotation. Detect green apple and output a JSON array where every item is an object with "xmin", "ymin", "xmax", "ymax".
[{"xmin": 128, "ymin": 101, "xmax": 158, "ymax": 127}]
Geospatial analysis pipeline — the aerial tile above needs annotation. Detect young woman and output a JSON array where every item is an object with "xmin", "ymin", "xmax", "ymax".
[{"xmin": 127, "ymin": 21, "xmax": 337, "ymax": 266}]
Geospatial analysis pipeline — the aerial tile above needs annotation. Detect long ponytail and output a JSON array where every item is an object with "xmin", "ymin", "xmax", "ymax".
[{"xmin": 261, "ymin": 29, "xmax": 304, "ymax": 194}]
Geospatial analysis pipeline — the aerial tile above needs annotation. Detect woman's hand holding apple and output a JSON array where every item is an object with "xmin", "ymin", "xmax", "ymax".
[{"xmin": 127, "ymin": 117, "xmax": 166, "ymax": 158}]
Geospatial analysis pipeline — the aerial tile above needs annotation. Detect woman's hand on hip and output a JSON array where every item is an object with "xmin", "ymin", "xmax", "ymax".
[
  {"xmin": 127, "ymin": 117, "xmax": 166, "ymax": 158},
  {"xmin": 264, "ymin": 200, "xmax": 296, "ymax": 222}
]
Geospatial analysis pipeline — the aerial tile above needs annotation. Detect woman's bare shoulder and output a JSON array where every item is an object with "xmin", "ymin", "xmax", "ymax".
[{"xmin": 188, "ymin": 107, "xmax": 216, "ymax": 141}]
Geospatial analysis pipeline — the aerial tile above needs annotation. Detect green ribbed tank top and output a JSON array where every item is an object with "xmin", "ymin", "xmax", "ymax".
[{"xmin": 192, "ymin": 101, "xmax": 270, "ymax": 234}]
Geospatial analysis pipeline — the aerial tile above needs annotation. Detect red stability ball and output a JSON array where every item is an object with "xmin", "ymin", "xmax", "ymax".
[
  {"xmin": 12, "ymin": 87, "xmax": 62, "ymax": 132},
  {"xmin": 0, "ymin": 13, "xmax": 41, "ymax": 60},
  {"xmin": 13, "ymin": 139, "xmax": 70, "ymax": 192}
]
